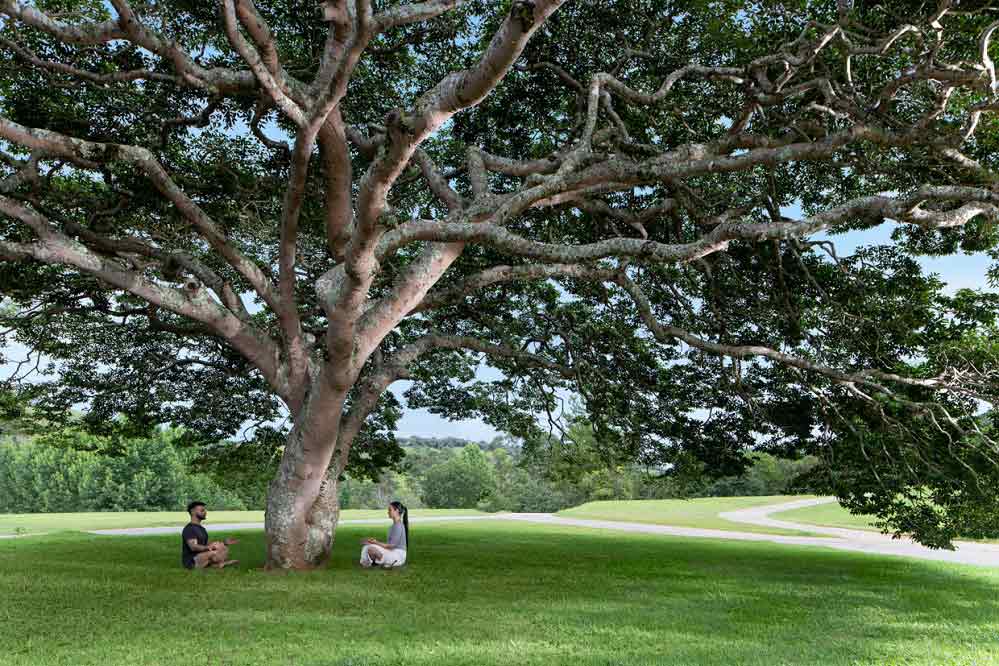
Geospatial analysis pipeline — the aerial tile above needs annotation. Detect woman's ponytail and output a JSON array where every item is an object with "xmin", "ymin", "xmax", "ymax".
[{"xmin": 402, "ymin": 504, "xmax": 409, "ymax": 554}]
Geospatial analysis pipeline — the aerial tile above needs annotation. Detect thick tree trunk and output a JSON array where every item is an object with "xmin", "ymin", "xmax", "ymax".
[
  {"xmin": 304, "ymin": 474, "xmax": 341, "ymax": 565},
  {"xmin": 264, "ymin": 390, "xmax": 346, "ymax": 569},
  {"xmin": 265, "ymin": 436, "xmax": 342, "ymax": 568}
]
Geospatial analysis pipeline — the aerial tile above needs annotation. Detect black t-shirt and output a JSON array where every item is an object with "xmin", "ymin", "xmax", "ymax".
[{"xmin": 181, "ymin": 523, "xmax": 208, "ymax": 569}]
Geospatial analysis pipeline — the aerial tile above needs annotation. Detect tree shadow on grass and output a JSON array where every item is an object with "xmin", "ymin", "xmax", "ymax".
[{"xmin": 1, "ymin": 523, "xmax": 997, "ymax": 665}]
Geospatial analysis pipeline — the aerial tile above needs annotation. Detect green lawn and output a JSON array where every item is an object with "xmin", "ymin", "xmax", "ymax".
[
  {"xmin": 771, "ymin": 501, "xmax": 880, "ymax": 531},
  {"xmin": 0, "ymin": 508, "xmax": 484, "ymax": 536},
  {"xmin": 772, "ymin": 502, "xmax": 999, "ymax": 547},
  {"xmin": 558, "ymin": 496, "xmax": 819, "ymax": 536},
  {"xmin": 1, "ymin": 523, "xmax": 997, "ymax": 665}
]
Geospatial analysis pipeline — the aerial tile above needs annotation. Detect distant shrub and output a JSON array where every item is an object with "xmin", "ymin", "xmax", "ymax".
[
  {"xmin": 421, "ymin": 445, "xmax": 497, "ymax": 508},
  {"xmin": 0, "ymin": 434, "xmax": 244, "ymax": 513}
]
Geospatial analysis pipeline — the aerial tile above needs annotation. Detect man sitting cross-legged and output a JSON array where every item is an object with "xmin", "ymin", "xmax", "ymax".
[{"xmin": 181, "ymin": 501, "xmax": 239, "ymax": 570}]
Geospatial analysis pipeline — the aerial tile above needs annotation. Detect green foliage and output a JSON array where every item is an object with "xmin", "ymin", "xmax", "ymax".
[
  {"xmin": 338, "ymin": 470, "xmax": 421, "ymax": 511},
  {"xmin": 346, "ymin": 429, "xmax": 817, "ymax": 514},
  {"xmin": 802, "ymin": 409, "xmax": 999, "ymax": 548},
  {"xmin": 396, "ymin": 435, "xmax": 505, "ymax": 450},
  {"xmin": 421, "ymin": 444, "xmax": 498, "ymax": 509},
  {"xmin": 523, "ymin": 408, "xmax": 823, "ymax": 505},
  {"xmin": 701, "ymin": 454, "xmax": 821, "ymax": 498},
  {"xmin": 345, "ymin": 439, "xmax": 573, "ymax": 513},
  {"xmin": 192, "ymin": 428, "xmax": 284, "ymax": 509},
  {"xmin": 0, "ymin": 388, "xmax": 30, "ymax": 434},
  {"xmin": 0, "ymin": 431, "xmax": 244, "ymax": 513}
]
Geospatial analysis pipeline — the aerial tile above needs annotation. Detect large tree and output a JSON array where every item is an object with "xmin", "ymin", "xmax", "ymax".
[{"xmin": 2, "ymin": 0, "xmax": 998, "ymax": 567}]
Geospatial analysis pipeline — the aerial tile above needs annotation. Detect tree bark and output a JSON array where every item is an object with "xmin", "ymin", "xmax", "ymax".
[
  {"xmin": 264, "ymin": 432, "xmax": 344, "ymax": 568},
  {"xmin": 264, "ymin": 384, "xmax": 346, "ymax": 569}
]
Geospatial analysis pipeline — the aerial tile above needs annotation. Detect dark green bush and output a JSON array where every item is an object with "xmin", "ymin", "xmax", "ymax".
[{"xmin": 0, "ymin": 433, "xmax": 244, "ymax": 513}]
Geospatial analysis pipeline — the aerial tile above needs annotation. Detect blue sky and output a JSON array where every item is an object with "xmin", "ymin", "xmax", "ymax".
[
  {"xmin": 816, "ymin": 223, "xmax": 993, "ymax": 293},
  {"xmin": 391, "ymin": 378, "xmax": 502, "ymax": 441}
]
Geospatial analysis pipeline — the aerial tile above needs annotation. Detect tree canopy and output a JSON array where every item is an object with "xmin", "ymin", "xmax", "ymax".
[{"xmin": 1, "ymin": 0, "xmax": 998, "ymax": 564}]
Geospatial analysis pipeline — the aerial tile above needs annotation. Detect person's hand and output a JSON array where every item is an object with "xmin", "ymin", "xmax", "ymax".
[
  {"xmin": 224, "ymin": 537, "xmax": 238, "ymax": 546},
  {"xmin": 364, "ymin": 537, "xmax": 376, "ymax": 544}
]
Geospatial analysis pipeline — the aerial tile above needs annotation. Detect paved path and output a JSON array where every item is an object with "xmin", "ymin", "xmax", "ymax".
[
  {"xmin": 719, "ymin": 497, "xmax": 999, "ymax": 566},
  {"xmin": 84, "ymin": 498, "xmax": 999, "ymax": 567},
  {"xmin": 89, "ymin": 514, "xmax": 499, "ymax": 536},
  {"xmin": 507, "ymin": 499, "xmax": 999, "ymax": 566}
]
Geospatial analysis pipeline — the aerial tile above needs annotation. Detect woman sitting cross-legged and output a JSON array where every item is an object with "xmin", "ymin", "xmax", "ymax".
[{"xmin": 359, "ymin": 501, "xmax": 408, "ymax": 568}]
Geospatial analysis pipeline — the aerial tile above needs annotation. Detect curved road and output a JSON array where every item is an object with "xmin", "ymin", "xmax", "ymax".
[
  {"xmin": 79, "ymin": 497, "xmax": 999, "ymax": 567},
  {"xmin": 718, "ymin": 497, "xmax": 999, "ymax": 567}
]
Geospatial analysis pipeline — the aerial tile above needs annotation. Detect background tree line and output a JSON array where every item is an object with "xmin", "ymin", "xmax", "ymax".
[
  {"xmin": 0, "ymin": 407, "xmax": 819, "ymax": 514},
  {"xmin": 0, "ymin": 429, "xmax": 244, "ymax": 513},
  {"xmin": 340, "ymin": 419, "xmax": 820, "ymax": 513}
]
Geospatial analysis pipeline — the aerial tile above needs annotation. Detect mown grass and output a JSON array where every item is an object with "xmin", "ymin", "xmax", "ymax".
[
  {"xmin": 771, "ymin": 501, "xmax": 880, "ymax": 531},
  {"xmin": 3, "ymin": 522, "xmax": 997, "ymax": 666},
  {"xmin": 558, "ymin": 496, "xmax": 819, "ymax": 536},
  {"xmin": 0, "ymin": 508, "xmax": 484, "ymax": 536}
]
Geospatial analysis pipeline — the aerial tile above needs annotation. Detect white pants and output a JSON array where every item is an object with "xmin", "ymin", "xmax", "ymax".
[{"xmin": 360, "ymin": 544, "xmax": 406, "ymax": 568}]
